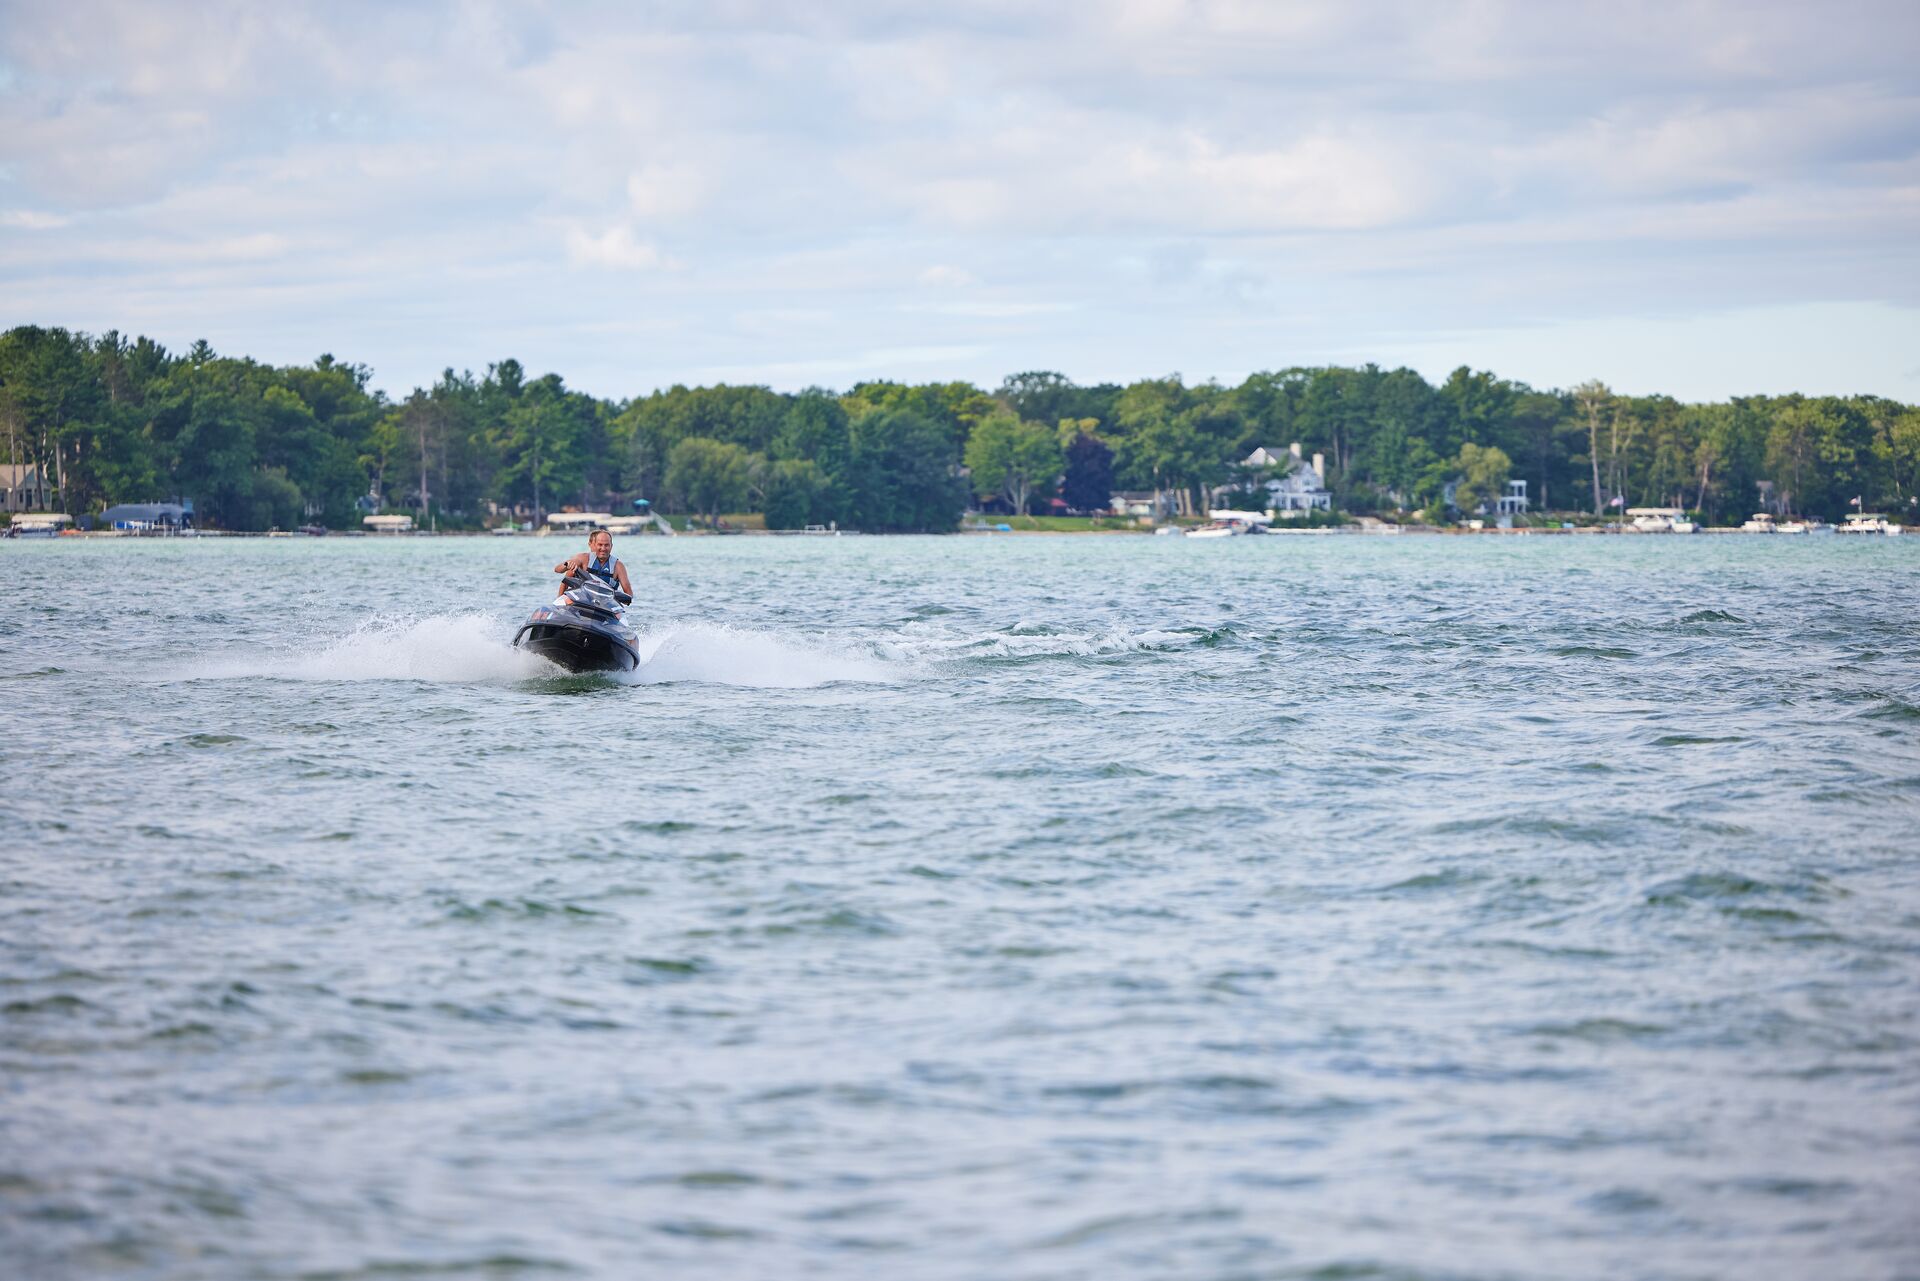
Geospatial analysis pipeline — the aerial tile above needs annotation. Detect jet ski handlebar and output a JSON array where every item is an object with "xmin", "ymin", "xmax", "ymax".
[{"xmin": 560, "ymin": 573, "xmax": 632, "ymax": 606}]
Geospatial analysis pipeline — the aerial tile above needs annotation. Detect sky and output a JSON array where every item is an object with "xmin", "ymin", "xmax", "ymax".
[{"xmin": 3, "ymin": 0, "xmax": 1918, "ymax": 403}]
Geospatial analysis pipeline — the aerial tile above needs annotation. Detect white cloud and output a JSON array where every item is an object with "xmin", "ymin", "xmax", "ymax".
[
  {"xmin": 0, "ymin": 210, "xmax": 71, "ymax": 230},
  {"xmin": 918, "ymin": 264, "xmax": 978, "ymax": 287},
  {"xmin": 563, "ymin": 224, "xmax": 681, "ymax": 272},
  {"xmin": 0, "ymin": 0, "xmax": 1915, "ymax": 398},
  {"xmin": 625, "ymin": 164, "xmax": 709, "ymax": 221}
]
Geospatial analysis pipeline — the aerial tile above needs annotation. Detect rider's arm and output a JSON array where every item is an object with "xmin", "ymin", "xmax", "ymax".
[
  {"xmin": 554, "ymin": 553, "xmax": 581, "ymax": 575},
  {"xmin": 616, "ymin": 561, "xmax": 633, "ymax": 595}
]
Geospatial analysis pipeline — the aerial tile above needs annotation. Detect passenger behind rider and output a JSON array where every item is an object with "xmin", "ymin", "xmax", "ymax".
[{"xmin": 553, "ymin": 529, "xmax": 633, "ymax": 597}]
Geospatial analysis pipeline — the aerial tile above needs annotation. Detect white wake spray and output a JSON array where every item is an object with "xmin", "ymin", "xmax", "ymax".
[
  {"xmin": 179, "ymin": 615, "xmax": 1193, "ymax": 689},
  {"xmin": 627, "ymin": 623, "xmax": 896, "ymax": 688},
  {"xmin": 186, "ymin": 613, "xmax": 550, "ymax": 684}
]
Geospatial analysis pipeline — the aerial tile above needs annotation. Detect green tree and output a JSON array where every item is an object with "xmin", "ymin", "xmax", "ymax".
[
  {"xmin": 996, "ymin": 372, "xmax": 1120, "ymax": 431},
  {"xmin": 1887, "ymin": 407, "xmax": 1920, "ymax": 509},
  {"xmin": 279, "ymin": 356, "xmax": 383, "ymax": 525},
  {"xmin": 1572, "ymin": 380, "xmax": 1611, "ymax": 514},
  {"xmin": 248, "ymin": 465, "xmax": 304, "ymax": 530},
  {"xmin": 963, "ymin": 412, "xmax": 1061, "ymax": 514},
  {"xmin": 1436, "ymin": 366, "xmax": 1517, "ymax": 455},
  {"xmin": 1508, "ymin": 389, "xmax": 1570, "ymax": 511},
  {"xmin": 1060, "ymin": 425, "xmax": 1114, "ymax": 513},
  {"xmin": 666, "ymin": 436, "xmax": 755, "ymax": 528},
  {"xmin": 491, "ymin": 371, "xmax": 593, "ymax": 522},
  {"xmin": 842, "ymin": 381, "xmax": 995, "ymax": 458},
  {"xmin": 616, "ymin": 384, "xmax": 790, "ymax": 462},
  {"xmin": 153, "ymin": 362, "xmax": 264, "ymax": 528},
  {"xmin": 1233, "ymin": 369, "xmax": 1311, "ymax": 452},
  {"xmin": 0, "ymin": 326, "xmax": 102, "ymax": 513},
  {"xmin": 839, "ymin": 409, "xmax": 967, "ymax": 532},
  {"xmin": 1452, "ymin": 442, "xmax": 1513, "ymax": 513},
  {"xmin": 1764, "ymin": 399, "xmax": 1820, "ymax": 516},
  {"xmin": 762, "ymin": 459, "xmax": 831, "ymax": 529},
  {"xmin": 772, "ymin": 390, "xmax": 852, "ymax": 474},
  {"xmin": 1110, "ymin": 377, "xmax": 1198, "ymax": 513}
]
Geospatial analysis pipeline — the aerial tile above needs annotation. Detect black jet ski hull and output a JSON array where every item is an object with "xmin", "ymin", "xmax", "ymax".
[{"xmin": 514, "ymin": 619, "xmax": 640, "ymax": 673}]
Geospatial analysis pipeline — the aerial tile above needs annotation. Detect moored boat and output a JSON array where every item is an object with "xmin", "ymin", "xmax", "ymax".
[
  {"xmin": 1626, "ymin": 507, "xmax": 1684, "ymax": 532},
  {"xmin": 4, "ymin": 513, "xmax": 73, "ymax": 538},
  {"xmin": 1186, "ymin": 510, "xmax": 1269, "ymax": 539}
]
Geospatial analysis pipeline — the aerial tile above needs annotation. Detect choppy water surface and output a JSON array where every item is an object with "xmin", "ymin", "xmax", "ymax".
[{"xmin": 3, "ymin": 534, "xmax": 1918, "ymax": 1280}]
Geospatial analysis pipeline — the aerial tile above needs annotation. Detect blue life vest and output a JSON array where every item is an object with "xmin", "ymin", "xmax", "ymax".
[{"xmin": 584, "ymin": 553, "xmax": 618, "ymax": 585}]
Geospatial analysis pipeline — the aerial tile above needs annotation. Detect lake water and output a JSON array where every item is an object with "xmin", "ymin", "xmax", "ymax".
[{"xmin": 3, "ymin": 533, "xmax": 1917, "ymax": 1280}]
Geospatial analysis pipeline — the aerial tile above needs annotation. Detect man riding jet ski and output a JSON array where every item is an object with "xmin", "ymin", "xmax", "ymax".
[{"xmin": 513, "ymin": 529, "xmax": 640, "ymax": 672}]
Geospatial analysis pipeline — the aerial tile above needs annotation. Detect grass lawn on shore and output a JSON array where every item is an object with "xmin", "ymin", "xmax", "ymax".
[{"xmin": 965, "ymin": 514, "xmax": 1151, "ymax": 532}]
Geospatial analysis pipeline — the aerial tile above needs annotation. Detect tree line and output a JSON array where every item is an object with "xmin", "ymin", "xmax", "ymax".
[{"xmin": 3, "ymin": 325, "xmax": 1917, "ymax": 531}]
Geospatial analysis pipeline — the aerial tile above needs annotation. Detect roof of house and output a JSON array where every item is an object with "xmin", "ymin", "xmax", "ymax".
[{"xmin": 103, "ymin": 502, "xmax": 190, "ymax": 521}]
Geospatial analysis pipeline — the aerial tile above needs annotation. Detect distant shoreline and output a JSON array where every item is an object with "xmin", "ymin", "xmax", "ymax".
[{"xmin": 8, "ymin": 525, "xmax": 1908, "ymax": 541}]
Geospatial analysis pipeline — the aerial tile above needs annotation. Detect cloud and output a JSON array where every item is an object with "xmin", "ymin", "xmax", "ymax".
[
  {"xmin": 918, "ymin": 264, "xmax": 978, "ymax": 287},
  {"xmin": 625, "ymin": 164, "xmax": 709, "ymax": 221},
  {"xmin": 0, "ymin": 0, "xmax": 1915, "ymax": 399},
  {"xmin": 563, "ymin": 225, "xmax": 681, "ymax": 271},
  {"xmin": 0, "ymin": 210, "xmax": 70, "ymax": 230}
]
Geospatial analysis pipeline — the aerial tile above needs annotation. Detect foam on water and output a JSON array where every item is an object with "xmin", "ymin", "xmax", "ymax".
[
  {"xmin": 187, "ymin": 613, "xmax": 551, "ymax": 684},
  {"xmin": 172, "ymin": 610, "xmax": 1320, "ymax": 691},
  {"xmin": 180, "ymin": 616, "xmax": 1209, "ymax": 689},
  {"xmin": 181, "ymin": 614, "xmax": 902, "ymax": 689},
  {"xmin": 896, "ymin": 622, "xmax": 1194, "ymax": 660},
  {"xmin": 624, "ymin": 621, "xmax": 1197, "ymax": 686},
  {"xmin": 631, "ymin": 623, "xmax": 896, "ymax": 688}
]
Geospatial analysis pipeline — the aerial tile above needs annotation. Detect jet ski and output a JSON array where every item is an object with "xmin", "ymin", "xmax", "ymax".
[{"xmin": 513, "ymin": 572, "xmax": 641, "ymax": 673}]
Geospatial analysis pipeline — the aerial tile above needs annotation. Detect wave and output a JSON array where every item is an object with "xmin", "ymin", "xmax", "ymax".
[
  {"xmin": 177, "ymin": 616, "xmax": 1199, "ymax": 689},
  {"xmin": 630, "ymin": 620, "xmax": 1199, "ymax": 684},
  {"xmin": 180, "ymin": 614, "xmax": 896, "ymax": 689},
  {"xmin": 186, "ymin": 613, "xmax": 552, "ymax": 685},
  {"xmin": 876, "ymin": 622, "xmax": 1196, "ymax": 662},
  {"xmin": 630, "ymin": 624, "xmax": 894, "ymax": 688}
]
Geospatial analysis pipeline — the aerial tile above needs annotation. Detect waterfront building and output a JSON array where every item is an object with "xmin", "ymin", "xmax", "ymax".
[
  {"xmin": 102, "ymin": 502, "xmax": 193, "ymax": 532},
  {"xmin": 1260, "ymin": 444, "xmax": 1331, "ymax": 515},
  {"xmin": 1109, "ymin": 491, "xmax": 1163, "ymax": 519},
  {"xmin": 2, "ymin": 463, "xmax": 53, "ymax": 513},
  {"xmin": 547, "ymin": 512, "xmax": 614, "ymax": 532}
]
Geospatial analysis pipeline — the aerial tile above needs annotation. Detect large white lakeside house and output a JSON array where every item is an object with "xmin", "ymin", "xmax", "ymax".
[{"xmin": 1248, "ymin": 444, "xmax": 1332, "ymax": 515}]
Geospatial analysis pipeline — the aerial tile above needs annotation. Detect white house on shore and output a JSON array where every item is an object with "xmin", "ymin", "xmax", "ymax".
[
  {"xmin": 1442, "ymin": 478, "xmax": 1529, "ymax": 516},
  {"xmin": 1109, "ymin": 490, "xmax": 1166, "ymax": 519},
  {"xmin": 1254, "ymin": 444, "xmax": 1331, "ymax": 514},
  {"xmin": 2, "ymin": 464, "xmax": 53, "ymax": 513}
]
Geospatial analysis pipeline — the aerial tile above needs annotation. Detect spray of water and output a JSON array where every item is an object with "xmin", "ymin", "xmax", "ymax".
[
  {"xmin": 185, "ymin": 614, "xmax": 550, "ymax": 684},
  {"xmin": 179, "ymin": 615, "xmax": 1196, "ymax": 689},
  {"xmin": 628, "ymin": 623, "xmax": 894, "ymax": 688}
]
